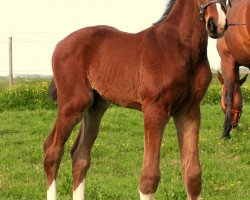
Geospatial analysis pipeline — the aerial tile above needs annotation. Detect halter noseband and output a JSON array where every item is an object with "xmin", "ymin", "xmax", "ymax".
[
  {"xmin": 199, "ymin": 0, "xmax": 227, "ymax": 21},
  {"xmin": 221, "ymin": 96, "xmax": 243, "ymax": 127}
]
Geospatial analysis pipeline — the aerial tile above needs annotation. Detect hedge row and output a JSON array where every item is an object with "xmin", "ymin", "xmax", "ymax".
[
  {"xmin": 0, "ymin": 81, "xmax": 57, "ymax": 112},
  {"xmin": 202, "ymin": 83, "xmax": 250, "ymax": 105},
  {"xmin": 0, "ymin": 82, "xmax": 250, "ymax": 111}
]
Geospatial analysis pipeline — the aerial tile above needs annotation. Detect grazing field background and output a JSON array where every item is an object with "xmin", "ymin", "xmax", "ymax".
[{"xmin": 0, "ymin": 75, "xmax": 250, "ymax": 199}]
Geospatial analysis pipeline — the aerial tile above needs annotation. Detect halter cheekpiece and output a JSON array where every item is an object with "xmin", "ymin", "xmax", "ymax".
[{"xmin": 199, "ymin": 0, "xmax": 227, "ymax": 21}]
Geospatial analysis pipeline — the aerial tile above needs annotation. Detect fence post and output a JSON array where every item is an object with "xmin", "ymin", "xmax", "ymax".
[{"xmin": 9, "ymin": 37, "xmax": 13, "ymax": 87}]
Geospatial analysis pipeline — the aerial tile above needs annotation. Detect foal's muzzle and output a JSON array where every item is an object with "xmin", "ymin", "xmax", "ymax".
[{"xmin": 207, "ymin": 17, "xmax": 228, "ymax": 38}]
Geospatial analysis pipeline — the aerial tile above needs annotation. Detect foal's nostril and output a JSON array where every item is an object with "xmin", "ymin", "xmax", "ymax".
[{"xmin": 207, "ymin": 18, "xmax": 217, "ymax": 33}]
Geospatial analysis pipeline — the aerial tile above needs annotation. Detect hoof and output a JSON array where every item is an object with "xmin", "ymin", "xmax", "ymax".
[{"xmin": 221, "ymin": 134, "xmax": 230, "ymax": 140}]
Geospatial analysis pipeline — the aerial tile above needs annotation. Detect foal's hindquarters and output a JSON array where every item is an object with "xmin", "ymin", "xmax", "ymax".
[{"xmin": 43, "ymin": 33, "xmax": 111, "ymax": 199}]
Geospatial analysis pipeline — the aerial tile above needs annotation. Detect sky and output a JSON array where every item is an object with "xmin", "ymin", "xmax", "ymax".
[{"xmin": 0, "ymin": 0, "xmax": 221, "ymax": 76}]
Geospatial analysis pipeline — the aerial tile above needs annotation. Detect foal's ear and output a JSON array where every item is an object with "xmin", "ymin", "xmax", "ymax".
[
  {"xmin": 240, "ymin": 74, "xmax": 248, "ymax": 86},
  {"xmin": 217, "ymin": 71, "xmax": 224, "ymax": 85}
]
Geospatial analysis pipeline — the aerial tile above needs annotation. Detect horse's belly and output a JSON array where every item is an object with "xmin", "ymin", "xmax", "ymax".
[
  {"xmin": 88, "ymin": 67, "xmax": 142, "ymax": 110},
  {"xmin": 229, "ymin": 42, "xmax": 250, "ymax": 66},
  {"xmin": 225, "ymin": 29, "xmax": 250, "ymax": 66}
]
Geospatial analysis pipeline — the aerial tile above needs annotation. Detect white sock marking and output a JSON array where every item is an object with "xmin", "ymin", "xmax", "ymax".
[
  {"xmin": 139, "ymin": 191, "xmax": 154, "ymax": 200},
  {"xmin": 73, "ymin": 179, "xmax": 85, "ymax": 200},
  {"xmin": 47, "ymin": 180, "xmax": 56, "ymax": 200},
  {"xmin": 188, "ymin": 194, "xmax": 201, "ymax": 200},
  {"xmin": 73, "ymin": 121, "xmax": 86, "ymax": 200},
  {"xmin": 216, "ymin": 3, "xmax": 226, "ymax": 28}
]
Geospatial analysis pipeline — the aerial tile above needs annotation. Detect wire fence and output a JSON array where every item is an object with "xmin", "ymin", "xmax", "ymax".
[{"xmin": 0, "ymin": 36, "xmax": 57, "ymax": 77}]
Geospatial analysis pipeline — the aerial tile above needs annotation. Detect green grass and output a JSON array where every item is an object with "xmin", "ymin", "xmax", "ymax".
[
  {"xmin": 0, "ymin": 105, "xmax": 250, "ymax": 200},
  {"xmin": 0, "ymin": 75, "xmax": 249, "ymax": 199},
  {"xmin": 0, "ymin": 77, "xmax": 56, "ymax": 111}
]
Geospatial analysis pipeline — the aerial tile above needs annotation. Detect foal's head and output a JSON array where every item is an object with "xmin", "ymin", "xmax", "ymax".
[
  {"xmin": 218, "ymin": 71, "xmax": 248, "ymax": 128},
  {"xmin": 199, "ymin": 0, "xmax": 228, "ymax": 38}
]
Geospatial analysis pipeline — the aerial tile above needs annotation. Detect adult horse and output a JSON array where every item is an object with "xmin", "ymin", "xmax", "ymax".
[
  {"xmin": 44, "ymin": 0, "xmax": 227, "ymax": 199},
  {"xmin": 217, "ymin": 0, "xmax": 250, "ymax": 138}
]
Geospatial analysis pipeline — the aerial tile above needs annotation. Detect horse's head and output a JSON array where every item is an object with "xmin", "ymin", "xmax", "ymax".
[
  {"xmin": 199, "ymin": 0, "xmax": 228, "ymax": 38},
  {"xmin": 218, "ymin": 71, "xmax": 248, "ymax": 128}
]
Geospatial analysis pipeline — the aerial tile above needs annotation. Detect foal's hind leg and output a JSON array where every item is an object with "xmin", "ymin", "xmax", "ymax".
[
  {"xmin": 71, "ymin": 93, "xmax": 109, "ymax": 200},
  {"xmin": 44, "ymin": 84, "xmax": 93, "ymax": 199},
  {"xmin": 173, "ymin": 105, "xmax": 201, "ymax": 200}
]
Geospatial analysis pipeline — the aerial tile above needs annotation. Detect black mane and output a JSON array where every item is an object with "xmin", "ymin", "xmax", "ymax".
[{"xmin": 154, "ymin": 0, "xmax": 176, "ymax": 25}]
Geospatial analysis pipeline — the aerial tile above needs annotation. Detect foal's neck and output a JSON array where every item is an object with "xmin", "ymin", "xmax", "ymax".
[
  {"xmin": 156, "ymin": 0, "xmax": 206, "ymax": 47},
  {"xmin": 153, "ymin": 0, "xmax": 208, "ymax": 61}
]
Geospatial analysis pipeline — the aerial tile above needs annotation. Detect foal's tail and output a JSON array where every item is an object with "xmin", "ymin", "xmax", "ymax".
[{"xmin": 48, "ymin": 78, "xmax": 57, "ymax": 101}]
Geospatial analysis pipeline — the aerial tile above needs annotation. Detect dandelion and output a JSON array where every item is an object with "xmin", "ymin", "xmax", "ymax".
[
  {"xmin": 69, "ymin": 139, "xmax": 73, "ymax": 147},
  {"xmin": 95, "ymin": 142, "xmax": 100, "ymax": 147}
]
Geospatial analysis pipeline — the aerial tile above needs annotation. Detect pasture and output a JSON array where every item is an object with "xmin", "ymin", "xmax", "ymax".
[{"xmin": 0, "ymin": 76, "xmax": 250, "ymax": 199}]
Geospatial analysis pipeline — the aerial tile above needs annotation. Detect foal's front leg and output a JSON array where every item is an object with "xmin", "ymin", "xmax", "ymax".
[
  {"xmin": 173, "ymin": 106, "xmax": 201, "ymax": 200},
  {"xmin": 139, "ymin": 103, "xmax": 168, "ymax": 199}
]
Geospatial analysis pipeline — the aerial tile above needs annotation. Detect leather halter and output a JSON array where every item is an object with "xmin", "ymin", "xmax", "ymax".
[
  {"xmin": 221, "ymin": 96, "xmax": 243, "ymax": 127},
  {"xmin": 199, "ymin": 0, "xmax": 227, "ymax": 21}
]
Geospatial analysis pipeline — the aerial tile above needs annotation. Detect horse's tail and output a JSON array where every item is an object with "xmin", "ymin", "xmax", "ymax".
[{"xmin": 48, "ymin": 78, "xmax": 57, "ymax": 101}]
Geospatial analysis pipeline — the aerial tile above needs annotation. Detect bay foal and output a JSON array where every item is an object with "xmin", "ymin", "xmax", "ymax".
[{"xmin": 44, "ymin": 0, "xmax": 227, "ymax": 199}]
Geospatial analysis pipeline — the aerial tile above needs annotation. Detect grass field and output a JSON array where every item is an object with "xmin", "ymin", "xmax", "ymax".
[
  {"xmin": 0, "ymin": 75, "xmax": 250, "ymax": 199},
  {"xmin": 0, "ymin": 105, "xmax": 250, "ymax": 199}
]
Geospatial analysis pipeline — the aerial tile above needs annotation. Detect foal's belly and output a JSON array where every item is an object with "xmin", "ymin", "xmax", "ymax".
[{"xmin": 88, "ymin": 64, "xmax": 142, "ymax": 110}]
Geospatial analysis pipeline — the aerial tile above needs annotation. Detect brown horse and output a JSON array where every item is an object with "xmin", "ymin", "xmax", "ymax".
[
  {"xmin": 44, "ymin": 0, "xmax": 227, "ymax": 199},
  {"xmin": 217, "ymin": 71, "xmax": 248, "ymax": 131},
  {"xmin": 217, "ymin": 0, "xmax": 250, "ymax": 138}
]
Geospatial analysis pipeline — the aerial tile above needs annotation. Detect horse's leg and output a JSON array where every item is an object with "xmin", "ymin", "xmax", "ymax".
[
  {"xmin": 71, "ymin": 92, "xmax": 109, "ymax": 200},
  {"xmin": 139, "ymin": 102, "xmax": 168, "ymax": 199},
  {"xmin": 44, "ymin": 105, "xmax": 91, "ymax": 199},
  {"xmin": 44, "ymin": 77, "xmax": 93, "ymax": 199},
  {"xmin": 173, "ymin": 105, "xmax": 201, "ymax": 200},
  {"xmin": 221, "ymin": 59, "xmax": 238, "ymax": 138},
  {"xmin": 44, "ymin": 95, "xmax": 92, "ymax": 199}
]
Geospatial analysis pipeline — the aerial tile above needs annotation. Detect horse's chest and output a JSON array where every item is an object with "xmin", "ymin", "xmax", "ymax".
[{"xmin": 166, "ymin": 62, "xmax": 211, "ymax": 105}]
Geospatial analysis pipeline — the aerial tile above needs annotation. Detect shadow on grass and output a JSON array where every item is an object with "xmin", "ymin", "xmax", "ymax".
[{"xmin": 0, "ymin": 129, "xmax": 19, "ymax": 135}]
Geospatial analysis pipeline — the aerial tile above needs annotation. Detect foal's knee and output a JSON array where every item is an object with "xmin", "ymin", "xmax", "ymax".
[
  {"xmin": 72, "ymin": 158, "xmax": 91, "ymax": 189},
  {"xmin": 139, "ymin": 173, "xmax": 160, "ymax": 194},
  {"xmin": 185, "ymin": 170, "xmax": 201, "ymax": 198},
  {"xmin": 44, "ymin": 145, "xmax": 64, "ymax": 179},
  {"xmin": 73, "ymin": 158, "xmax": 91, "ymax": 173}
]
